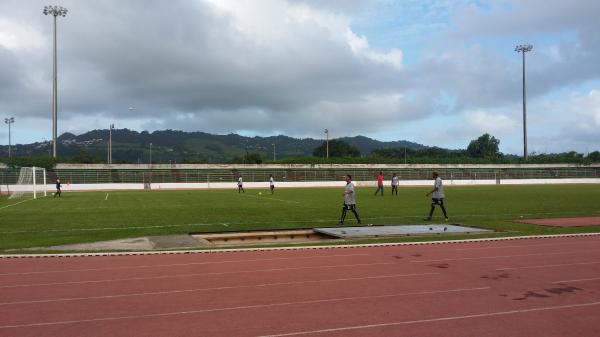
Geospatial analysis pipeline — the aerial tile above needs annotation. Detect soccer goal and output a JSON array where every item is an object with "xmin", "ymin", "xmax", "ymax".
[{"xmin": 7, "ymin": 167, "xmax": 47, "ymax": 199}]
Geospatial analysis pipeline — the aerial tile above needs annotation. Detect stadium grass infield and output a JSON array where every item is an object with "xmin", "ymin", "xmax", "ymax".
[{"xmin": 1, "ymin": 184, "xmax": 599, "ymax": 252}]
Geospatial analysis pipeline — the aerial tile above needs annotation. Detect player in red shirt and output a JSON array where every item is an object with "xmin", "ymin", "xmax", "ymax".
[{"xmin": 374, "ymin": 171, "xmax": 384, "ymax": 196}]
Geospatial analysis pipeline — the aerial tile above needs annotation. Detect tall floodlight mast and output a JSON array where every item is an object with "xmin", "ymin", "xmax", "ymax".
[
  {"xmin": 43, "ymin": 5, "xmax": 68, "ymax": 158},
  {"xmin": 4, "ymin": 117, "xmax": 15, "ymax": 158},
  {"xmin": 515, "ymin": 44, "xmax": 533, "ymax": 160}
]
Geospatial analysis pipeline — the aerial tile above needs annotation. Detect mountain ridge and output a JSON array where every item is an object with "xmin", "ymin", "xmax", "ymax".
[{"xmin": 3, "ymin": 129, "xmax": 426, "ymax": 163}]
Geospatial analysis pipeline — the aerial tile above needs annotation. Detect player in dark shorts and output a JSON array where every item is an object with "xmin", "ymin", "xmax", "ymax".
[
  {"xmin": 54, "ymin": 178, "xmax": 62, "ymax": 198},
  {"xmin": 374, "ymin": 171, "xmax": 384, "ymax": 196},
  {"xmin": 339, "ymin": 175, "xmax": 361, "ymax": 225},
  {"xmin": 237, "ymin": 175, "xmax": 245, "ymax": 193},
  {"xmin": 424, "ymin": 172, "xmax": 448, "ymax": 221}
]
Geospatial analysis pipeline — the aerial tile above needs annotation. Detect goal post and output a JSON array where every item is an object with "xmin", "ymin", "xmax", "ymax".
[{"xmin": 8, "ymin": 166, "xmax": 47, "ymax": 200}]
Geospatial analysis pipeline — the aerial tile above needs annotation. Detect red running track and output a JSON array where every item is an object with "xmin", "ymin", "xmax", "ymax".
[{"xmin": 1, "ymin": 235, "xmax": 600, "ymax": 337}]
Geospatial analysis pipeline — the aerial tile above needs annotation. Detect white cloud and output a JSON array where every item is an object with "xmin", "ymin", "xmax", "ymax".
[
  {"xmin": 465, "ymin": 109, "xmax": 518, "ymax": 135},
  {"xmin": 571, "ymin": 90, "xmax": 600, "ymax": 128},
  {"xmin": 0, "ymin": 18, "xmax": 46, "ymax": 50}
]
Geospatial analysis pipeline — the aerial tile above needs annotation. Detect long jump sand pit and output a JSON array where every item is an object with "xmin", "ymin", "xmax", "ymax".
[{"xmin": 517, "ymin": 216, "xmax": 600, "ymax": 227}]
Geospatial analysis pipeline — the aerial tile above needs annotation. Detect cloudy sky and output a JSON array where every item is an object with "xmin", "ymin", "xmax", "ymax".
[{"xmin": 1, "ymin": 0, "xmax": 599, "ymax": 154}]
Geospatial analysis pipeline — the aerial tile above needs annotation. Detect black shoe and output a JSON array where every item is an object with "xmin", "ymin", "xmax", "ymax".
[{"xmin": 423, "ymin": 217, "xmax": 431, "ymax": 221}]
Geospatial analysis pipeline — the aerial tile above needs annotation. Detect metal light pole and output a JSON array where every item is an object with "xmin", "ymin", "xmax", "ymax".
[
  {"xmin": 272, "ymin": 143, "xmax": 276, "ymax": 161},
  {"xmin": 4, "ymin": 117, "xmax": 14, "ymax": 158},
  {"xmin": 149, "ymin": 142, "xmax": 153, "ymax": 166},
  {"xmin": 515, "ymin": 44, "xmax": 533, "ymax": 160},
  {"xmin": 43, "ymin": 5, "xmax": 68, "ymax": 158},
  {"xmin": 324, "ymin": 128, "xmax": 329, "ymax": 159},
  {"xmin": 108, "ymin": 124, "xmax": 114, "ymax": 164}
]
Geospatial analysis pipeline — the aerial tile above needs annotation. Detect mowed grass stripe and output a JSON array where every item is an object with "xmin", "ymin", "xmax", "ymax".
[{"xmin": 0, "ymin": 185, "xmax": 599, "ymax": 251}]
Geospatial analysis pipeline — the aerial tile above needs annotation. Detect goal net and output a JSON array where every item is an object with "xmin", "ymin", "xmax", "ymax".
[{"xmin": 7, "ymin": 167, "xmax": 47, "ymax": 199}]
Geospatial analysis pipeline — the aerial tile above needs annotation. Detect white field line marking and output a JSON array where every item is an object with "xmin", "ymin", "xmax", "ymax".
[
  {"xmin": 497, "ymin": 261, "xmax": 600, "ymax": 271},
  {"xmin": 410, "ymin": 249, "xmax": 600, "ymax": 263},
  {"xmin": 0, "ymin": 222, "xmax": 224, "ymax": 234},
  {"xmin": 0, "ymin": 262, "xmax": 395, "ymax": 289},
  {"xmin": 552, "ymin": 277, "xmax": 600, "ymax": 284},
  {"xmin": 360, "ymin": 210, "xmax": 600, "ymax": 220},
  {"xmin": 453, "ymin": 240, "xmax": 600, "ymax": 251},
  {"xmin": 0, "ymin": 253, "xmax": 370, "ymax": 276},
  {"xmin": 104, "ymin": 193, "xmax": 109, "ymax": 201},
  {"xmin": 256, "ymin": 301, "xmax": 600, "ymax": 337},
  {"xmin": 0, "ymin": 272, "xmax": 440, "ymax": 306},
  {"xmin": 0, "ymin": 199, "xmax": 32, "ymax": 210},
  {"xmin": 0, "ymin": 286, "xmax": 489, "ymax": 329},
  {"xmin": 217, "ymin": 191, "xmax": 301, "ymax": 204}
]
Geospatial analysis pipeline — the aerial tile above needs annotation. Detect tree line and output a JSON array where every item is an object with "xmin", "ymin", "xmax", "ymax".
[{"xmin": 1, "ymin": 133, "xmax": 599, "ymax": 167}]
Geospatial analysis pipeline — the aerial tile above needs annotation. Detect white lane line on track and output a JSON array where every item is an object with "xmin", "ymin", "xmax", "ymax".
[
  {"xmin": 256, "ymin": 301, "xmax": 600, "ymax": 337},
  {"xmin": 0, "ymin": 253, "xmax": 370, "ymax": 276},
  {"xmin": 0, "ymin": 272, "xmax": 440, "ymax": 306},
  {"xmin": 552, "ymin": 277, "xmax": 600, "ymax": 284},
  {"xmin": 0, "ymin": 262, "xmax": 395, "ymax": 289},
  {"xmin": 497, "ymin": 261, "xmax": 600, "ymax": 271},
  {"xmin": 452, "ymin": 240, "xmax": 600, "ymax": 251},
  {"xmin": 0, "ymin": 199, "xmax": 32, "ymax": 210},
  {"xmin": 410, "ymin": 249, "xmax": 600, "ymax": 263},
  {"xmin": 0, "ymin": 286, "xmax": 489, "ymax": 329}
]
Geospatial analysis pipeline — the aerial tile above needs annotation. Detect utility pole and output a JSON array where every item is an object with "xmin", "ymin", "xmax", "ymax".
[
  {"xmin": 108, "ymin": 124, "xmax": 114, "ymax": 164},
  {"xmin": 324, "ymin": 128, "xmax": 329, "ymax": 158}
]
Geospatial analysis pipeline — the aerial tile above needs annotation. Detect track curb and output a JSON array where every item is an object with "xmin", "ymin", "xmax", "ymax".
[{"xmin": 2, "ymin": 232, "xmax": 600, "ymax": 259}]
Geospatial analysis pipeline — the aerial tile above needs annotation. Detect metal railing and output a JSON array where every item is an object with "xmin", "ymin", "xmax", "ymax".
[{"xmin": 1, "ymin": 166, "xmax": 599, "ymax": 185}]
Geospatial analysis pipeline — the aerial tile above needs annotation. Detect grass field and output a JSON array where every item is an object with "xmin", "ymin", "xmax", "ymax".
[{"xmin": 1, "ymin": 184, "xmax": 600, "ymax": 252}]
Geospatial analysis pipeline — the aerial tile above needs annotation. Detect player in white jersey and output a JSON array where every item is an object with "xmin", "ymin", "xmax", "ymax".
[
  {"xmin": 339, "ymin": 175, "xmax": 361, "ymax": 225},
  {"xmin": 424, "ymin": 171, "xmax": 448, "ymax": 221},
  {"xmin": 237, "ymin": 175, "xmax": 245, "ymax": 193},
  {"xmin": 269, "ymin": 174, "xmax": 275, "ymax": 194},
  {"xmin": 391, "ymin": 173, "xmax": 399, "ymax": 195}
]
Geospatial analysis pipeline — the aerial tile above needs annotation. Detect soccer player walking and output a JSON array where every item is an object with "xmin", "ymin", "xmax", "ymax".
[
  {"xmin": 391, "ymin": 173, "xmax": 399, "ymax": 195},
  {"xmin": 269, "ymin": 174, "xmax": 275, "ymax": 194},
  {"xmin": 374, "ymin": 171, "xmax": 384, "ymax": 196},
  {"xmin": 424, "ymin": 171, "xmax": 448, "ymax": 221},
  {"xmin": 237, "ymin": 175, "xmax": 245, "ymax": 193},
  {"xmin": 54, "ymin": 178, "xmax": 62, "ymax": 198},
  {"xmin": 339, "ymin": 175, "xmax": 361, "ymax": 225}
]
